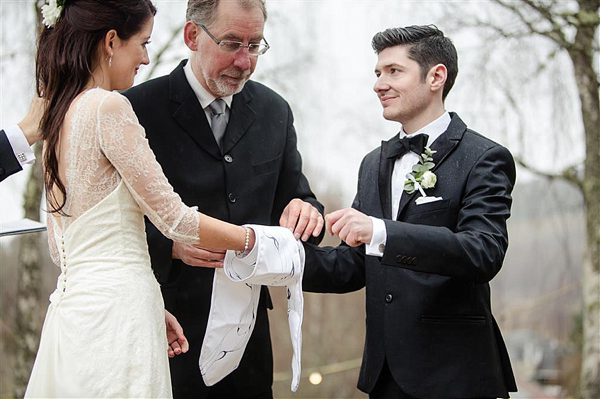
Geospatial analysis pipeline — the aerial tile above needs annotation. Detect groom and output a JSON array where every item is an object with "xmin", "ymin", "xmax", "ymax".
[{"xmin": 303, "ymin": 25, "xmax": 518, "ymax": 398}]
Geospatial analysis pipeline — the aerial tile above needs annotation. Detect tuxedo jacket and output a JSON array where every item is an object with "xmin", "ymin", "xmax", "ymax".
[
  {"xmin": 125, "ymin": 60, "xmax": 323, "ymax": 398},
  {"xmin": 303, "ymin": 113, "xmax": 517, "ymax": 399},
  {"xmin": 0, "ymin": 129, "xmax": 23, "ymax": 182}
]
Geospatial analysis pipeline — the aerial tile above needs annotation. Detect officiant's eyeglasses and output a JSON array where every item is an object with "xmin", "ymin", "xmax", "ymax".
[{"xmin": 198, "ymin": 24, "xmax": 270, "ymax": 56}]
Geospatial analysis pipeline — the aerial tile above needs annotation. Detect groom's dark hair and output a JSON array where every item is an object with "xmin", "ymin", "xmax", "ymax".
[
  {"xmin": 36, "ymin": 0, "xmax": 156, "ymax": 215},
  {"xmin": 371, "ymin": 25, "xmax": 458, "ymax": 101}
]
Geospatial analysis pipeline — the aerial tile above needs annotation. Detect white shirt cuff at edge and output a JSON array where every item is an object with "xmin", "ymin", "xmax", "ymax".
[
  {"xmin": 5, "ymin": 124, "xmax": 35, "ymax": 165},
  {"xmin": 365, "ymin": 217, "xmax": 387, "ymax": 257}
]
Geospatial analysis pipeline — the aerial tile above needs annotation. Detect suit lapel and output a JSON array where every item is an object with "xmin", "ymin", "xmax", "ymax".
[
  {"xmin": 222, "ymin": 89, "xmax": 255, "ymax": 154},
  {"xmin": 396, "ymin": 113, "xmax": 466, "ymax": 219},
  {"xmin": 169, "ymin": 61, "xmax": 221, "ymax": 159},
  {"xmin": 378, "ymin": 140, "xmax": 394, "ymax": 220}
]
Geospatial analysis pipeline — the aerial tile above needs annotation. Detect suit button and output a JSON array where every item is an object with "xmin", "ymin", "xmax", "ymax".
[
  {"xmin": 411, "ymin": 257, "xmax": 418, "ymax": 265},
  {"xmin": 228, "ymin": 193, "xmax": 236, "ymax": 203},
  {"xmin": 224, "ymin": 154, "xmax": 233, "ymax": 163},
  {"xmin": 395, "ymin": 255, "xmax": 402, "ymax": 264},
  {"xmin": 385, "ymin": 293, "xmax": 393, "ymax": 303}
]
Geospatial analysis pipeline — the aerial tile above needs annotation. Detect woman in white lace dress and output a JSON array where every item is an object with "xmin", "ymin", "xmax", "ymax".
[{"xmin": 25, "ymin": 0, "xmax": 255, "ymax": 397}]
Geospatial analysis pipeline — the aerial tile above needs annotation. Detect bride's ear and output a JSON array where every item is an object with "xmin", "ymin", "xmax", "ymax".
[{"xmin": 103, "ymin": 29, "xmax": 119, "ymax": 60}]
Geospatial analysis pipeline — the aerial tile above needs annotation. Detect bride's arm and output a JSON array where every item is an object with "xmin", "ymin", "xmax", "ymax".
[{"xmin": 96, "ymin": 91, "xmax": 253, "ymax": 251}]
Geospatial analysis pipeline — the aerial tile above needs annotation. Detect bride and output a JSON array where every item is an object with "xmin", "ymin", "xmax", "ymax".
[{"xmin": 25, "ymin": 0, "xmax": 255, "ymax": 397}]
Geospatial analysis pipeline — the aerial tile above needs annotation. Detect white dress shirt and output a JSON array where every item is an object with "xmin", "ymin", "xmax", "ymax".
[
  {"xmin": 4, "ymin": 124, "xmax": 35, "ymax": 166},
  {"xmin": 183, "ymin": 61, "xmax": 232, "ymax": 129},
  {"xmin": 366, "ymin": 112, "xmax": 451, "ymax": 257}
]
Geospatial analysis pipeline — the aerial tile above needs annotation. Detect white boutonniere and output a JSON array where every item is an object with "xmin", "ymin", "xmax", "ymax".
[
  {"xmin": 404, "ymin": 147, "xmax": 437, "ymax": 194},
  {"xmin": 42, "ymin": 0, "xmax": 65, "ymax": 28},
  {"xmin": 404, "ymin": 147, "xmax": 443, "ymax": 205}
]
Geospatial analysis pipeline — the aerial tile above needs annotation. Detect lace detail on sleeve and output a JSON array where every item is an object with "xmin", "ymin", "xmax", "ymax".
[{"xmin": 96, "ymin": 91, "xmax": 200, "ymax": 245}]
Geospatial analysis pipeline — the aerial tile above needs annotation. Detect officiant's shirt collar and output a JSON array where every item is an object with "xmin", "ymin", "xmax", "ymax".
[{"xmin": 184, "ymin": 60, "xmax": 233, "ymax": 109}]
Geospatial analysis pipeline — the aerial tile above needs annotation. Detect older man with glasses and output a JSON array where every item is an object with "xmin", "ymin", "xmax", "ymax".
[{"xmin": 124, "ymin": 1, "xmax": 324, "ymax": 398}]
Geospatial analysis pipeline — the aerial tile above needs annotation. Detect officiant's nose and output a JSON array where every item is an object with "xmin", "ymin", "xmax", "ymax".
[{"xmin": 233, "ymin": 47, "xmax": 252, "ymax": 71}]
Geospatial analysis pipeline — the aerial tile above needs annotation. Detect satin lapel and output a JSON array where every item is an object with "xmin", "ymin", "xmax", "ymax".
[
  {"xmin": 222, "ymin": 89, "xmax": 255, "ymax": 154},
  {"xmin": 378, "ymin": 140, "xmax": 393, "ymax": 220},
  {"xmin": 169, "ymin": 62, "xmax": 221, "ymax": 160},
  {"xmin": 396, "ymin": 113, "xmax": 465, "ymax": 220}
]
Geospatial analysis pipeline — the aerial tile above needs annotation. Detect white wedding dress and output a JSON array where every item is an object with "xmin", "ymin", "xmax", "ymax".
[{"xmin": 25, "ymin": 88, "xmax": 200, "ymax": 398}]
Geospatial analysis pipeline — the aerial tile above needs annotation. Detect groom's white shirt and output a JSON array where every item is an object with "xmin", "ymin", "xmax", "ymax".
[
  {"xmin": 5, "ymin": 124, "xmax": 35, "ymax": 166},
  {"xmin": 367, "ymin": 112, "xmax": 450, "ymax": 256}
]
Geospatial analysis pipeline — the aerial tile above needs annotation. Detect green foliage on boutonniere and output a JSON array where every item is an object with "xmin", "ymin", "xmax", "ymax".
[{"xmin": 403, "ymin": 147, "xmax": 437, "ymax": 194}]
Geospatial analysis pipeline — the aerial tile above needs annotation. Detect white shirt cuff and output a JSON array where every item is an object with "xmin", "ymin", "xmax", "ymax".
[
  {"xmin": 5, "ymin": 124, "xmax": 35, "ymax": 165},
  {"xmin": 365, "ymin": 217, "xmax": 387, "ymax": 257}
]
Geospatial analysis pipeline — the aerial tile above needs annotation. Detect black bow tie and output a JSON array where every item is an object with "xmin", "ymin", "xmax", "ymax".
[{"xmin": 386, "ymin": 134, "xmax": 429, "ymax": 159}]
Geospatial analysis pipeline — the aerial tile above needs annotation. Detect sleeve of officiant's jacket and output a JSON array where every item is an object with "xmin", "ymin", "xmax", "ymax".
[
  {"xmin": 381, "ymin": 143, "xmax": 516, "ymax": 283},
  {"xmin": 0, "ymin": 129, "xmax": 23, "ymax": 182}
]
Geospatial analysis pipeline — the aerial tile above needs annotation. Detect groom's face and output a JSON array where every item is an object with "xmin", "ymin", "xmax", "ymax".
[{"xmin": 373, "ymin": 45, "xmax": 433, "ymax": 126}]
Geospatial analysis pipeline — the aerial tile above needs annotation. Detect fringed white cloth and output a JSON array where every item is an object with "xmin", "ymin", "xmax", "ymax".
[{"xmin": 199, "ymin": 225, "xmax": 305, "ymax": 392}]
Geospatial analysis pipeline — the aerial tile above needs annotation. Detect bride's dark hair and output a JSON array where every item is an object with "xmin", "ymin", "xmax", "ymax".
[{"xmin": 36, "ymin": 0, "xmax": 156, "ymax": 214}]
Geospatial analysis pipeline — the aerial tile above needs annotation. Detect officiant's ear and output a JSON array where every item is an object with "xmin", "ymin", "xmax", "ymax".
[
  {"xmin": 183, "ymin": 21, "xmax": 200, "ymax": 51},
  {"xmin": 428, "ymin": 63, "xmax": 447, "ymax": 95}
]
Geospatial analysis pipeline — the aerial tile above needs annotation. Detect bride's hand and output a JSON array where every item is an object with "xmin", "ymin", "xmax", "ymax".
[{"xmin": 165, "ymin": 309, "xmax": 189, "ymax": 358}]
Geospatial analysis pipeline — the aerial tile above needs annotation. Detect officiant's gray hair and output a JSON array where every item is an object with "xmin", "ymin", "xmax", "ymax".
[
  {"xmin": 372, "ymin": 25, "xmax": 458, "ymax": 101},
  {"xmin": 186, "ymin": 0, "xmax": 267, "ymax": 27}
]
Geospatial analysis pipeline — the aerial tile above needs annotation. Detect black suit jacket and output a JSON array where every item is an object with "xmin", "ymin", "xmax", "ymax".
[
  {"xmin": 125, "ymin": 60, "xmax": 323, "ymax": 398},
  {"xmin": 303, "ymin": 113, "xmax": 517, "ymax": 398},
  {"xmin": 0, "ymin": 129, "xmax": 23, "ymax": 182}
]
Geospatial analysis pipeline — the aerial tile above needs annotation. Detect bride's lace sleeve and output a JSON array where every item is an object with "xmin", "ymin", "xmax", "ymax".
[{"xmin": 96, "ymin": 91, "xmax": 200, "ymax": 245}]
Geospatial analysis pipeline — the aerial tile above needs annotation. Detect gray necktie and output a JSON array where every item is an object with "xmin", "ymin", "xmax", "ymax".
[{"xmin": 209, "ymin": 99, "xmax": 227, "ymax": 148}]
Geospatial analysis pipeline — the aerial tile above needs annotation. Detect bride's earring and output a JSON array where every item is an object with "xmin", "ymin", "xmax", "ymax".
[{"xmin": 108, "ymin": 53, "xmax": 113, "ymax": 68}]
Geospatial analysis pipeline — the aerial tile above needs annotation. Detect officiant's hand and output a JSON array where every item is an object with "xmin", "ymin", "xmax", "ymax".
[
  {"xmin": 280, "ymin": 198, "xmax": 324, "ymax": 242},
  {"xmin": 326, "ymin": 208, "xmax": 373, "ymax": 247},
  {"xmin": 165, "ymin": 309, "xmax": 189, "ymax": 358},
  {"xmin": 172, "ymin": 242, "xmax": 225, "ymax": 268}
]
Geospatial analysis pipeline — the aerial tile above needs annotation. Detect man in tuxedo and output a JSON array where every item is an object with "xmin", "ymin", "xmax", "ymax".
[
  {"xmin": 303, "ymin": 25, "xmax": 517, "ymax": 398},
  {"xmin": 1, "ymin": 98, "xmax": 43, "ymax": 182},
  {"xmin": 125, "ymin": 0, "xmax": 324, "ymax": 398}
]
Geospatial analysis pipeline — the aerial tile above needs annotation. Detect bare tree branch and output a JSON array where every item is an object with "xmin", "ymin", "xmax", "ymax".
[
  {"xmin": 492, "ymin": 0, "xmax": 571, "ymax": 47},
  {"xmin": 145, "ymin": 23, "xmax": 184, "ymax": 79},
  {"xmin": 515, "ymin": 157, "xmax": 584, "ymax": 190}
]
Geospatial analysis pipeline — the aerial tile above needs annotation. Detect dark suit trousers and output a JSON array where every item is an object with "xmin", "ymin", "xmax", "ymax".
[
  {"xmin": 371, "ymin": 360, "xmax": 497, "ymax": 399},
  {"xmin": 370, "ymin": 359, "xmax": 417, "ymax": 399}
]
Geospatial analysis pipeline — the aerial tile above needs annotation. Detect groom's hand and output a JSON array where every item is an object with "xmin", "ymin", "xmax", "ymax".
[
  {"xmin": 280, "ymin": 198, "xmax": 324, "ymax": 241},
  {"xmin": 172, "ymin": 242, "xmax": 225, "ymax": 268},
  {"xmin": 326, "ymin": 208, "xmax": 373, "ymax": 247}
]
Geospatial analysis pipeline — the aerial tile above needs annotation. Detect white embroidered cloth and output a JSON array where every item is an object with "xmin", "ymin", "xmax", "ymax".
[{"xmin": 199, "ymin": 225, "xmax": 305, "ymax": 392}]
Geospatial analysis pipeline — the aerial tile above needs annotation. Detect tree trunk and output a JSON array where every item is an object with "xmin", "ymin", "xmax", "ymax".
[
  {"xmin": 568, "ymin": 2, "xmax": 600, "ymax": 397},
  {"xmin": 13, "ymin": 144, "xmax": 44, "ymax": 398},
  {"xmin": 570, "ymin": 16, "xmax": 600, "ymax": 399}
]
